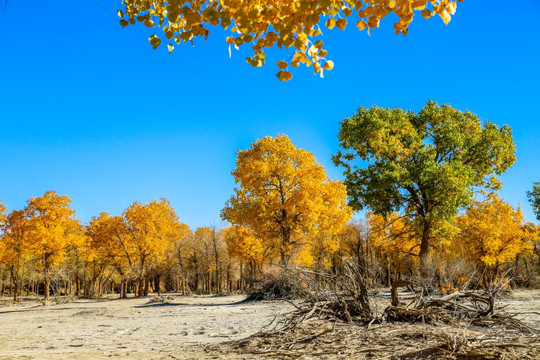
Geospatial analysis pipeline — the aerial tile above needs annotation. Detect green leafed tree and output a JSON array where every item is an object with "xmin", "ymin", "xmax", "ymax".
[
  {"xmin": 333, "ymin": 100, "xmax": 516, "ymax": 269},
  {"xmin": 527, "ymin": 182, "xmax": 540, "ymax": 222}
]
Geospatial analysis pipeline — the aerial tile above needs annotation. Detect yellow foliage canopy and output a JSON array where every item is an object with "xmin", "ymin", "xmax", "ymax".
[
  {"xmin": 455, "ymin": 194, "xmax": 530, "ymax": 268},
  {"xmin": 25, "ymin": 191, "xmax": 77, "ymax": 271},
  {"xmin": 123, "ymin": 198, "xmax": 186, "ymax": 277},
  {"xmin": 221, "ymin": 135, "xmax": 352, "ymax": 265},
  {"xmin": 368, "ymin": 212, "xmax": 418, "ymax": 272},
  {"xmin": 223, "ymin": 225, "xmax": 267, "ymax": 267},
  {"xmin": 0, "ymin": 209, "xmax": 34, "ymax": 271},
  {"xmin": 86, "ymin": 212, "xmax": 132, "ymax": 270},
  {"xmin": 119, "ymin": 0, "xmax": 462, "ymax": 79}
]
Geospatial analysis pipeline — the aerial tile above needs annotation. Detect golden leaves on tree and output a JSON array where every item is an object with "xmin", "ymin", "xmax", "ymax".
[
  {"xmin": 455, "ymin": 193, "xmax": 531, "ymax": 269},
  {"xmin": 221, "ymin": 135, "xmax": 352, "ymax": 266},
  {"xmin": 119, "ymin": 0, "xmax": 463, "ymax": 80}
]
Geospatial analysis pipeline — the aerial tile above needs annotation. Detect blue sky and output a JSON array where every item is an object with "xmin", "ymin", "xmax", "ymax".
[{"xmin": 0, "ymin": 1, "xmax": 539, "ymax": 228}]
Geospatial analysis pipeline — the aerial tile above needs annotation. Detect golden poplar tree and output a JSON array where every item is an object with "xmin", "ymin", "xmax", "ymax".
[
  {"xmin": 25, "ymin": 191, "xmax": 77, "ymax": 301},
  {"xmin": 221, "ymin": 135, "xmax": 352, "ymax": 266},
  {"xmin": 224, "ymin": 225, "xmax": 268, "ymax": 269},
  {"xmin": 368, "ymin": 212, "xmax": 417, "ymax": 280},
  {"xmin": 223, "ymin": 225, "xmax": 268, "ymax": 287},
  {"xmin": 0, "ymin": 209, "xmax": 34, "ymax": 301},
  {"xmin": 119, "ymin": 0, "xmax": 462, "ymax": 79},
  {"xmin": 456, "ymin": 194, "xmax": 530, "ymax": 285},
  {"xmin": 123, "ymin": 198, "xmax": 183, "ymax": 296},
  {"xmin": 87, "ymin": 212, "xmax": 141, "ymax": 297}
]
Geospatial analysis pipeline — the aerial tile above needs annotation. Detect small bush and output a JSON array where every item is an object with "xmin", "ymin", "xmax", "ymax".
[{"xmin": 246, "ymin": 271, "xmax": 308, "ymax": 301}]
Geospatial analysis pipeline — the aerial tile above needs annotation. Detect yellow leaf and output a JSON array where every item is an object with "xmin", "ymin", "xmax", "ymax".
[
  {"xmin": 117, "ymin": 10, "xmax": 124, "ymax": 18},
  {"xmin": 342, "ymin": 7, "xmax": 353, "ymax": 17},
  {"xmin": 297, "ymin": 33, "xmax": 308, "ymax": 43},
  {"xmin": 367, "ymin": 16, "xmax": 380, "ymax": 28},
  {"xmin": 412, "ymin": 0, "xmax": 428, "ymax": 11},
  {"xmin": 325, "ymin": 18, "xmax": 336, "ymax": 29},
  {"xmin": 356, "ymin": 20, "xmax": 367, "ymax": 31},
  {"xmin": 226, "ymin": 36, "xmax": 235, "ymax": 45},
  {"xmin": 421, "ymin": 10, "xmax": 432, "ymax": 19},
  {"xmin": 336, "ymin": 18, "xmax": 347, "ymax": 30},
  {"xmin": 439, "ymin": 9, "xmax": 451, "ymax": 25},
  {"xmin": 277, "ymin": 60, "xmax": 288, "ymax": 70},
  {"xmin": 323, "ymin": 60, "xmax": 334, "ymax": 71},
  {"xmin": 276, "ymin": 71, "xmax": 293, "ymax": 81},
  {"xmin": 168, "ymin": 43, "xmax": 174, "ymax": 54},
  {"xmin": 447, "ymin": 2, "xmax": 457, "ymax": 15},
  {"xmin": 148, "ymin": 34, "xmax": 161, "ymax": 50}
]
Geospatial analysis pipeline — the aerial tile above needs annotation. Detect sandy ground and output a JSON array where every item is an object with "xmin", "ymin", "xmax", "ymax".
[
  {"xmin": 0, "ymin": 290, "xmax": 539, "ymax": 359},
  {"xmin": 0, "ymin": 294, "xmax": 292, "ymax": 359}
]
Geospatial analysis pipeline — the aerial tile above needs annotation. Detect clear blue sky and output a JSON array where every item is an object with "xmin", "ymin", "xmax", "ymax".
[{"xmin": 1, "ymin": 1, "xmax": 539, "ymax": 228}]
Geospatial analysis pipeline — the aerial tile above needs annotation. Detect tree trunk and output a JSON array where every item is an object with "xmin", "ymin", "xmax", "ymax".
[
  {"xmin": 10, "ymin": 267, "xmax": 19, "ymax": 302},
  {"xmin": 121, "ymin": 277, "xmax": 127, "ymax": 298},
  {"xmin": 137, "ymin": 277, "xmax": 144, "ymax": 297},
  {"xmin": 280, "ymin": 252, "xmax": 290, "ymax": 267},
  {"xmin": 239, "ymin": 262, "xmax": 243, "ymax": 291},
  {"xmin": 75, "ymin": 274, "xmax": 80, "ymax": 296},
  {"xmin": 419, "ymin": 221, "xmax": 432, "ymax": 275},
  {"xmin": 391, "ymin": 280, "xmax": 412, "ymax": 306},
  {"xmin": 44, "ymin": 278, "xmax": 50, "ymax": 301},
  {"xmin": 143, "ymin": 278, "xmax": 149, "ymax": 296},
  {"xmin": 13, "ymin": 279, "xmax": 19, "ymax": 302},
  {"xmin": 155, "ymin": 275, "xmax": 161, "ymax": 296},
  {"xmin": 280, "ymin": 223, "xmax": 292, "ymax": 267}
]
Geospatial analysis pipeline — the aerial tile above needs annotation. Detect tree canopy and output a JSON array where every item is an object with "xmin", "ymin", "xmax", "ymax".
[
  {"xmin": 119, "ymin": 0, "xmax": 462, "ymax": 80},
  {"xmin": 527, "ymin": 181, "xmax": 540, "ymax": 222},
  {"xmin": 221, "ymin": 135, "xmax": 352, "ymax": 265},
  {"xmin": 25, "ymin": 191, "xmax": 78, "ymax": 300},
  {"xmin": 333, "ymin": 101, "xmax": 516, "ymax": 267},
  {"xmin": 456, "ymin": 193, "xmax": 528, "ymax": 270}
]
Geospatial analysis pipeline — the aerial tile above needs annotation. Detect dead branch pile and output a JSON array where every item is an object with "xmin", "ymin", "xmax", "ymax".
[
  {"xmin": 209, "ymin": 267, "xmax": 540, "ymax": 359},
  {"xmin": 385, "ymin": 290, "xmax": 496, "ymax": 323},
  {"xmin": 384, "ymin": 274, "xmax": 535, "ymax": 332},
  {"xmin": 246, "ymin": 271, "xmax": 308, "ymax": 301},
  {"xmin": 210, "ymin": 320, "xmax": 540, "ymax": 360},
  {"xmin": 269, "ymin": 261, "xmax": 372, "ymax": 329}
]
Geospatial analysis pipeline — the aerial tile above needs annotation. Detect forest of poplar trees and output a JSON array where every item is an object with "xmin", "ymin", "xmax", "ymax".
[{"xmin": 1, "ymin": 102, "xmax": 539, "ymax": 303}]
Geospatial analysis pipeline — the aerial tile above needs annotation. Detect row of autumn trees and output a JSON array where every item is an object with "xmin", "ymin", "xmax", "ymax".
[
  {"xmin": 0, "ymin": 193, "xmax": 264, "ymax": 301},
  {"xmin": 1, "ymin": 101, "xmax": 540, "ymax": 301},
  {"xmin": 0, "ymin": 190, "xmax": 537, "ymax": 302}
]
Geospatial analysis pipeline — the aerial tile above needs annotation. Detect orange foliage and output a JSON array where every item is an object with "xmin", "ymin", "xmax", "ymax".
[
  {"xmin": 222, "ymin": 135, "xmax": 352, "ymax": 265},
  {"xmin": 368, "ymin": 212, "xmax": 418, "ymax": 273},
  {"xmin": 120, "ymin": 0, "xmax": 463, "ymax": 79},
  {"xmin": 455, "ymin": 193, "xmax": 530, "ymax": 269}
]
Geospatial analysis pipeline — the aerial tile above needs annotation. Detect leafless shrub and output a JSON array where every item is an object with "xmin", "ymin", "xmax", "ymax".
[
  {"xmin": 385, "ymin": 268, "xmax": 536, "ymax": 333},
  {"xmin": 246, "ymin": 271, "xmax": 308, "ymax": 301},
  {"xmin": 146, "ymin": 295, "xmax": 166, "ymax": 304},
  {"xmin": 261, "ymin": 260, "xmax": 373, "ymax": 332}
]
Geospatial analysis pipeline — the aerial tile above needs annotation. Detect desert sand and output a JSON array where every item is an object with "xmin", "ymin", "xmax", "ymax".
[
  {"xmin": 0, "ymin": 290, "xmax": 539, "ymax": 359},
  {"xmin": 0, "ymin": 294, "xmax": 292, "ymax": 359}
]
